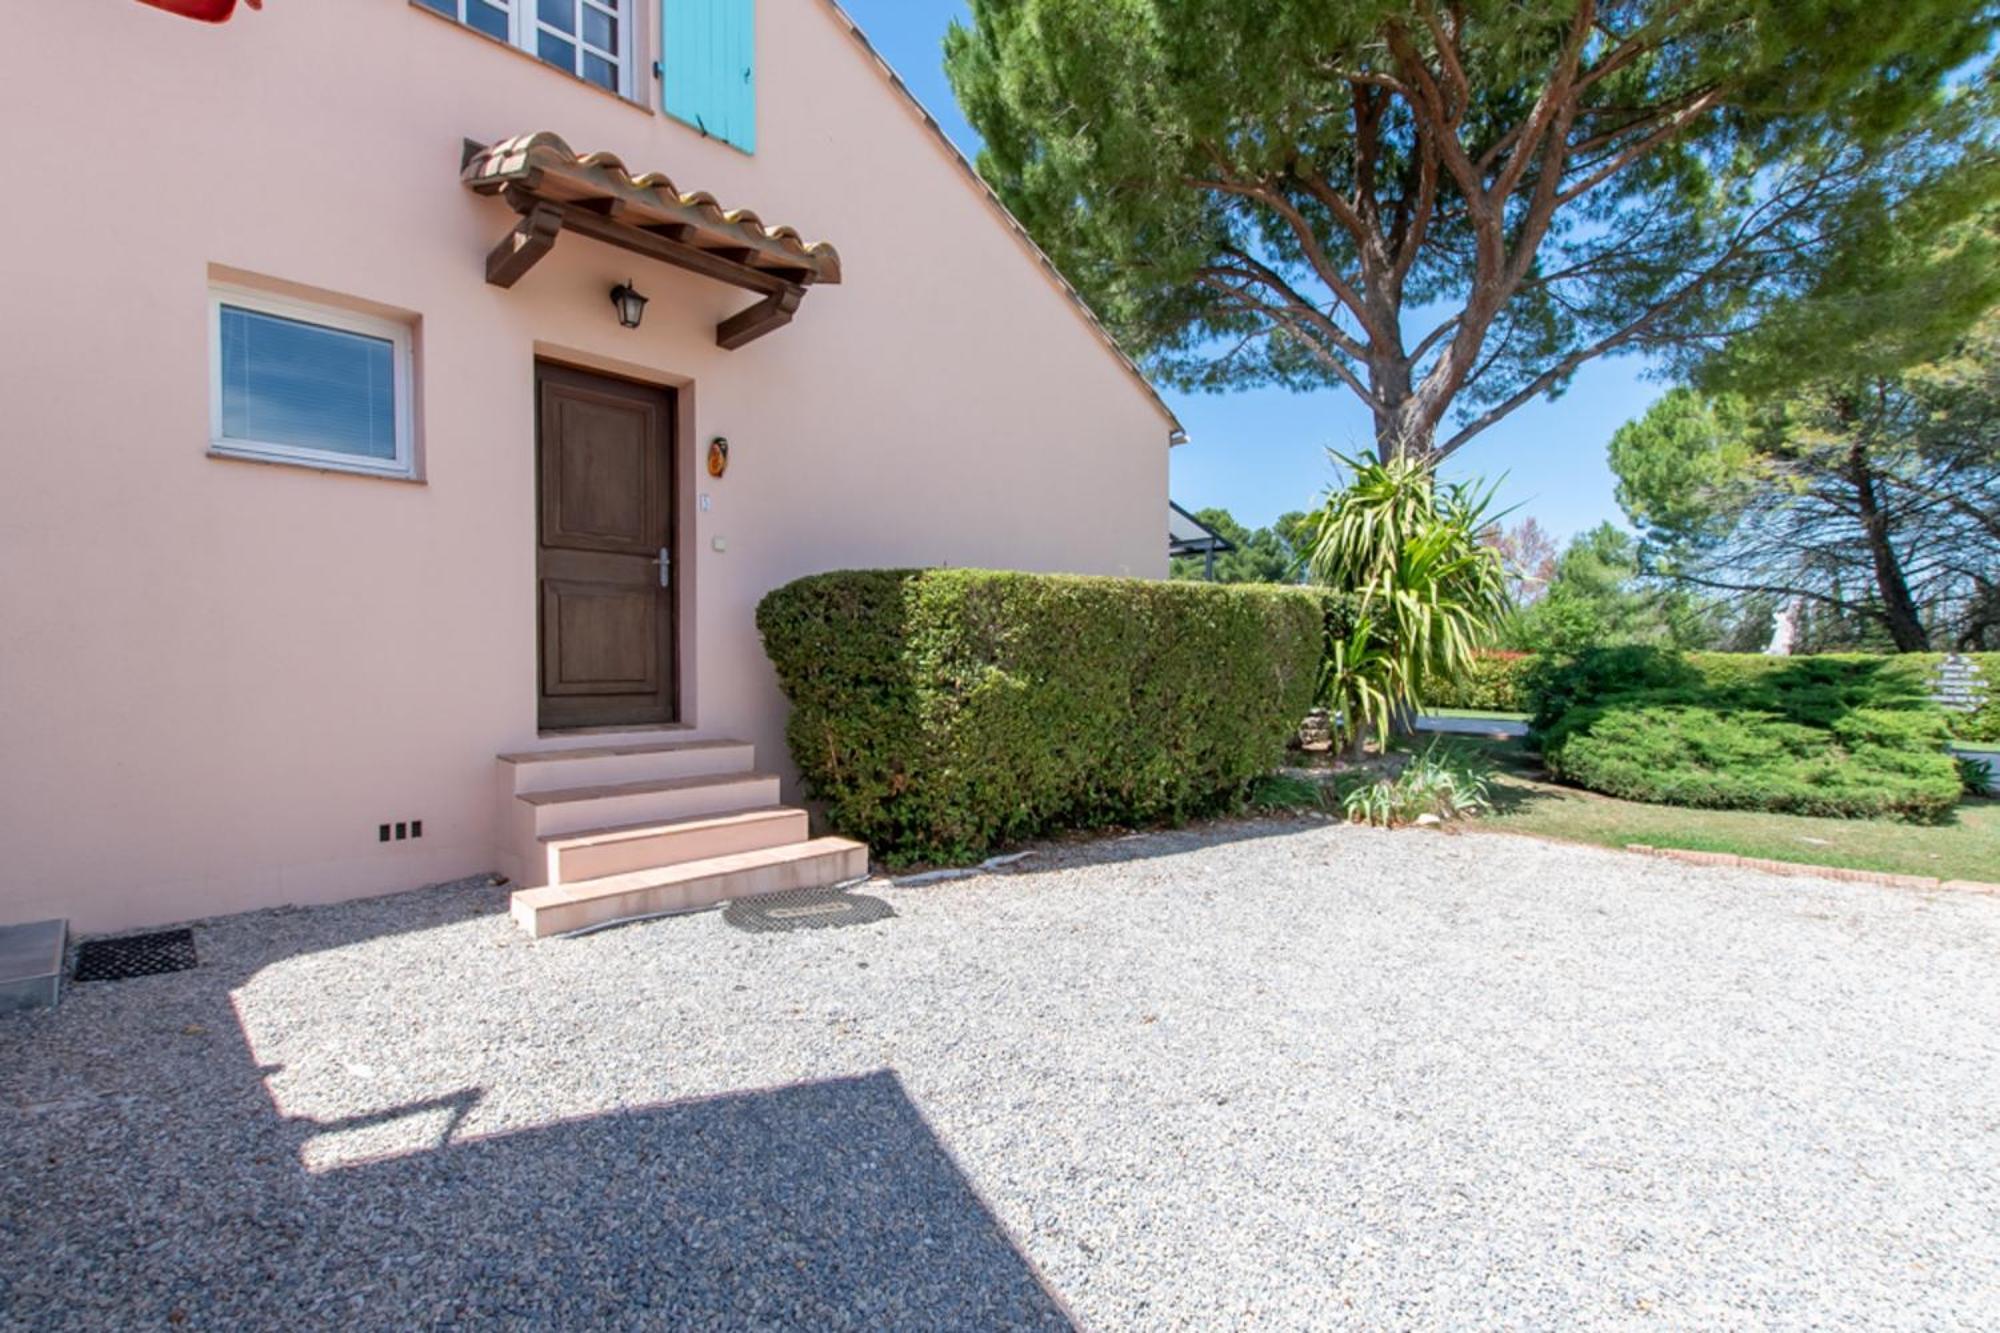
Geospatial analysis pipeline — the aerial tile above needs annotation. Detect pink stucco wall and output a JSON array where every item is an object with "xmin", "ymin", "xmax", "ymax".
[{"xmin": 0, "ymin": 0, "xmax": 1174, "ymax": 932}]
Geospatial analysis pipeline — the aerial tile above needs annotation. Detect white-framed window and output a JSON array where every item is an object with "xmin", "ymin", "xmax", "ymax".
[
  {"xmin": 208, "ymin": 286, "xmax": 417, "ymax": 480},
  {"xmin": 416, "ymin": 0, "xmax": 635, "ymax": 97}
]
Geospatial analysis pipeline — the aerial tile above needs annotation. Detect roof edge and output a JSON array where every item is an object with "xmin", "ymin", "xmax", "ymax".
[{"xmin": 816, "ymin": 0, "xmax": 1185, "ymax": 440}]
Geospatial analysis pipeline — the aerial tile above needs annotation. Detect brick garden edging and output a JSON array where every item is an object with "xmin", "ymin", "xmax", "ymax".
[{"xmin": 1623, "ymin": 843, "xmax": 2000, "ymax": 895}]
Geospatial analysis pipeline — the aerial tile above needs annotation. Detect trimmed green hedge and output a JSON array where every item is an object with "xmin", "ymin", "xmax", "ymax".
[
  {"xmin": 758, "ymin": 570, "xmax": 1325, "ymax": 864},
  {"xmin": 1526, "ymin": 648, "xmax": 1964, "ymax": 822},
  {"xmin": 1434, "ymin": 650, "xmax": 1996, "ymax": 738},
  {"xmin": 1425, "ymin": 651, "xmax": 1535, "ymax": 712}
]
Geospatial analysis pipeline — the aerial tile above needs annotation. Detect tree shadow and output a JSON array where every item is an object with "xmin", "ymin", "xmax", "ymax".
[
  {"xmin": 938, "ymin": 809, "xmax": 1345, "ymax": 880},
  {"xmin": 0, "ymin": 885, "xmax": 1075, "ymax": 1330}
]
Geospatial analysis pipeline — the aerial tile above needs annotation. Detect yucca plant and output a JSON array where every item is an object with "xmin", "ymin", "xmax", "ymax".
[
  {"xmin": 1311, "ymin": 454, "xmax": 1510, "ymax": 754},
  {"xmin": 1340, "ymin": 740, "xmax": 1494, "ymax": 828}
]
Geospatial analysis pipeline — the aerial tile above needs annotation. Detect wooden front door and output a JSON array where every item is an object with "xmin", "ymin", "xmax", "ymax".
[{"xmin": 536, "ymin": 363, "xmax": 677, "ymax": 730}]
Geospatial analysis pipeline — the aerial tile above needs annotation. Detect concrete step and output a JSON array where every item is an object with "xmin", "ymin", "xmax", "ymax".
[
  {"xmin": 511, "ymin": 838, "xmax": 870, "ymax": 938},
  {"xmin": 541, "ymin": 806, "xmax": 810, "ymax": 886},
  {"xmin": 498, "ymin": 739, "xmax": 755, "ymax": 796},
  {"xmin": 518, "ymin": 772, "xmax": 784, "ymax": 839},
  {"xmin": 0, "ymin": 919, "xmax": 67, "ymax": 1013}
]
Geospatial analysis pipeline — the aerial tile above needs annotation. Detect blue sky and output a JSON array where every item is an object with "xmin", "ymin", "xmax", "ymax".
[{"xmin": 837, "ymin": 0, "xmax": 1662, "ymax": 543}]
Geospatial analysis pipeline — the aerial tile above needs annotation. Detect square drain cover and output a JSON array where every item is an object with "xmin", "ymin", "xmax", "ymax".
[{"xmin": 73, "ymin": 929, "xmax": 197, "ymax": 983}]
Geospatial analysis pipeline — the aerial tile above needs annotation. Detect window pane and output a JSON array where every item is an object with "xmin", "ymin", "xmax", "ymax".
[
  {"xmin": 537, "ymin": 0, "xmax": 574, "ymax": 34},
  {"xmin": 414, "ymin": 0, "xmax": 454, "ymax": 16},
  {"xmin": 583, "ymin": 52, "xmax": 617, "ymax": 90},
  {"xmin": 581, "ymin": 5, "xmax": 615, "ymax": 52},
  {"xmin": 468, "ymin": 0, "xmax": 509, "ymax": 40},
  {"xmin": 219, "ymin": 306, "xmax": 397, "ymax": 462},
  {"xmin": 537, "ymin": 29, "xmax": 576, "ymax": 70}
]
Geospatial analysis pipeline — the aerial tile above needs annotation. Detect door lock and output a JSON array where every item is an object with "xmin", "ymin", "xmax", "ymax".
[{"xmin": 653, "ymin": 547, "xmax": 671, "ymax": 587}]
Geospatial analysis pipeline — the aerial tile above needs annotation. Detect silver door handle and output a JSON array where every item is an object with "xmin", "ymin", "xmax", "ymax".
[{"xmin": 652, "ymin": 547, "xmax": 671, "ymax": 587}]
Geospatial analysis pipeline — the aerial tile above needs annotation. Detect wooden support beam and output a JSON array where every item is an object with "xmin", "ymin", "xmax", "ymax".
[
  {"xmin": 550, "ymin": 201, "xmax": 796, "ymax": 297},
  {"xmin": 484, "ymin": 203, "xmax": 564, "ymax": 288},
  {"xmin": 574, "ymin": 196, "xmax": 631, "ymax": 223},
  {"xmin": 716, "ymin": 288, "xmax": 805, "ymax": 349},
  {"xmin": 475, "ymin": 185, "xmax": 817, "ymax": 345}
]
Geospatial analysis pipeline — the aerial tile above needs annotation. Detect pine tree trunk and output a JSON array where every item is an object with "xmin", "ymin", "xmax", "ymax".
[{"xmin": 1847, "ymin": 444, "xmax": 1929, "ymax": 651}]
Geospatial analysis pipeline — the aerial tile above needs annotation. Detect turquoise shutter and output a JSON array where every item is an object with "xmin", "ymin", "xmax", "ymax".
[{"xmin": 661, "ymin": 0, "xmax": 756, "ymax": 154}]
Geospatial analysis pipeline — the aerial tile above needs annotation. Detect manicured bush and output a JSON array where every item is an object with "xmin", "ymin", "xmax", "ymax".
[
  {"xmin": 757, "ymin": 569, "xmax": 1325, "ymax": 864},
  {"xmin": 1527, "ymin": 647, "xmax": 1962, "ymax": 822},
  {"xmin": 1425, "ymin": 651, "xmax": 1535, "ymax": 712}
]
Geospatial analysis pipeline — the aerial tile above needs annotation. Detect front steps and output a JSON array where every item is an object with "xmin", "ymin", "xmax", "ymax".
[
  {"xmin": 510, "ymin": 839, "xmax": 869, "ymax": 937},
  {"xmin": 497, "ymin": 737, "xmax": 866, "ymax": 938}
]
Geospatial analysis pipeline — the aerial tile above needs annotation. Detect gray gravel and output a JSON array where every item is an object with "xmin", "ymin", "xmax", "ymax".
[{"xmin": 4, "ymin": 820, "xmax": 1998, "ymax": 1330}]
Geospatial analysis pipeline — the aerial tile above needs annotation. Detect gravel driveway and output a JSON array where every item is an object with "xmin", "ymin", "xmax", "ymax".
[{"xmin": 4, "ymin": 821, "xmax": 1997, "ymax": 1330}]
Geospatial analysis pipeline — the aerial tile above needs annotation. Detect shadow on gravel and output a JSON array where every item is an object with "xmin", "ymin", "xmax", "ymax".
[
  {"xmin": 1009, "ymin": 812, "xmax": 1338, "ymax": 878},
  {"xmin": 0, "ymin": 887, "xmax": 1074, "ymax": 1330}
]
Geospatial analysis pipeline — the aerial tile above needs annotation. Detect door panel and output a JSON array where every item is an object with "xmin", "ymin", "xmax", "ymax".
[{"xmin": 537, "ymin": 364, "xmax": 676, "ymax": 729}]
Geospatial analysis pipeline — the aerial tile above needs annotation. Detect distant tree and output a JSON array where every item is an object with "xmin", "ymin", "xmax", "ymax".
[
  {"xmin": 1601, "ymin": 83, "xmax": 2000, "ymax": 649},
  {"xmin": 946, "ymin": 0, "xmax": 1994, "ymax": 464},
  {"xmin": 1611, "ymin": 311, "xmax": 2000, "ymax": 651},
  {"xmin": 1170, "ymin": 508, "xmax": 1315, "ymax": 582},
  {"xmin": 1501, "ymin": 522, "xmax": 1721, "ymax": 653},
  {"xmin": 1484, "ymin": 517, "xmax": 1560, "ymax": 606}
]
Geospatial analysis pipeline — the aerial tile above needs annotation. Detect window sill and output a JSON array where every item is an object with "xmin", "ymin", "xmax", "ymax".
[
  {"xmin": 208, "ymin": 447, "xmax": 426, "ymax": 485},
  {"xmin": 407, "ymin": 1, "xmax": 654, "ymax": 118}
]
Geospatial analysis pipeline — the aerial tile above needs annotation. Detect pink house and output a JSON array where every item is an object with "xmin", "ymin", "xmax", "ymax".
[{"xmin": 0, "ymin": 1, "xmax": 1179, "ymax": 938}]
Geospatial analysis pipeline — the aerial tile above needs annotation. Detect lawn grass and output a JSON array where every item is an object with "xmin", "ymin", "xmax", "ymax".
[{"xmin": 1433, "ymin": 736, "xmax": 2000, "ymax": 883}]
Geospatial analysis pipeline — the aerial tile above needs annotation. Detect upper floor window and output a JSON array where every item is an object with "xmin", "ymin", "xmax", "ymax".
[{"xmin": 417, "ymin": 0, "xmax": 633, "ymax": 97}]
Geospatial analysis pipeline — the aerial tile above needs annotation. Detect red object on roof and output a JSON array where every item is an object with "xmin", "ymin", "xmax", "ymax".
[{"xmin": 136, "ymin": 0, "xmax": 261, "ymax": 21}]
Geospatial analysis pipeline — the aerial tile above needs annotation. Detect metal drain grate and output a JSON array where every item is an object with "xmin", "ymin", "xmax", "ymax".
[
  {"xmin": 724, "ymin": 886, "xmax": 895, "ymax": 934},
  {"xmin": 72, "ymin": 929, "xmax": 198, "ymax": 983}
]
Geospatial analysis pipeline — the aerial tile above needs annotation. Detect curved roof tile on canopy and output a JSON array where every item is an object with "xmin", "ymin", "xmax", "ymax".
[{"xmin": 463, "ymin": 132, "xmax": 842, "ymax": 287}]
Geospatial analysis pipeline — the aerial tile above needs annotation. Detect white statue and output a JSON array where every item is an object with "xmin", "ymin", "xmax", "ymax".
[{"xmin": 1764, "ymin": 598, "xmax": 1802, "ymax": 656}]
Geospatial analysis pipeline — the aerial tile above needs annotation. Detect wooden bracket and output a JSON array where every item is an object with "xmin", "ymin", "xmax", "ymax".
[
  {"xmin": 476, "ymin": 187, "xmax": 815, "ymax": 346},
  {"xmin": 484, "ymin": 203, "xmax": 564, "ymax": 288},
  {"xmin": 716, "ymin": 288, "xmax": 805, "ymax": 350}
]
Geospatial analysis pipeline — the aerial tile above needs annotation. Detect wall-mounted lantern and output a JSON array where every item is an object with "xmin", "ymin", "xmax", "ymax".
[{"xmin": 609, "ymin": 281, "xmax": 649, "ymax": 330}]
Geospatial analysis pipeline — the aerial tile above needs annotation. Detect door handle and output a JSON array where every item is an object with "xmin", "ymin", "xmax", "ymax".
[{"xmin": 652, "ymin": 547, "xmax": 671, "ymax": 588}]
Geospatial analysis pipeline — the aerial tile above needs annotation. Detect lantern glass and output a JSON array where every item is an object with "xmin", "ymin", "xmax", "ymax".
[{"xmin": 610, "ymin": 282, "xmax": 648, "ymax": 329}]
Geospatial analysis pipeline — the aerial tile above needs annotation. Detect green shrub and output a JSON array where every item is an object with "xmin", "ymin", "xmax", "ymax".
[
  {"xmin": 757, "ymin": 570, "xmax": 1324, "ymax": 864},
  {"xmin": 1528, "ymin": 647, "xmax": 1961, "ymax": 822},
  {"xmin": 1525, "ymin": 648, "xmax": 1948, "ymax": 733},
  {"xmin": 1426, "ymin": 651, "xmax": 1535, "ymax": 712},
  {"xmin": 1337, "ymin": 741, "xmax": 1492, "ymax": 827}
]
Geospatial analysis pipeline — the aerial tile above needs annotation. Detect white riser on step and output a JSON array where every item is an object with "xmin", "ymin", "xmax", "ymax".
[
  {"xmin": 511, "ymin": 838, "xmax": 869, "ymax": 938},
  {"xmin": 528, "ymin": 774, "xmax": 783, "ymax": 840},
  {"xmin": 502, "ymin": 740, "xmax": 755, "ymax": 796},
  {"xmin": 547, "ymin": 807, "xmax": 809, "ymax": 886}
]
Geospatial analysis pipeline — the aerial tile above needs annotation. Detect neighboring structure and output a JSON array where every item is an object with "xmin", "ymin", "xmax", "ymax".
[
  {"xmin": 1169, "ymin": 503, "xmax": 1236, "ymax": 581},
  {"xmin": 0, "ymin": 0, "xmax": 1180, "ymax": 933}
]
